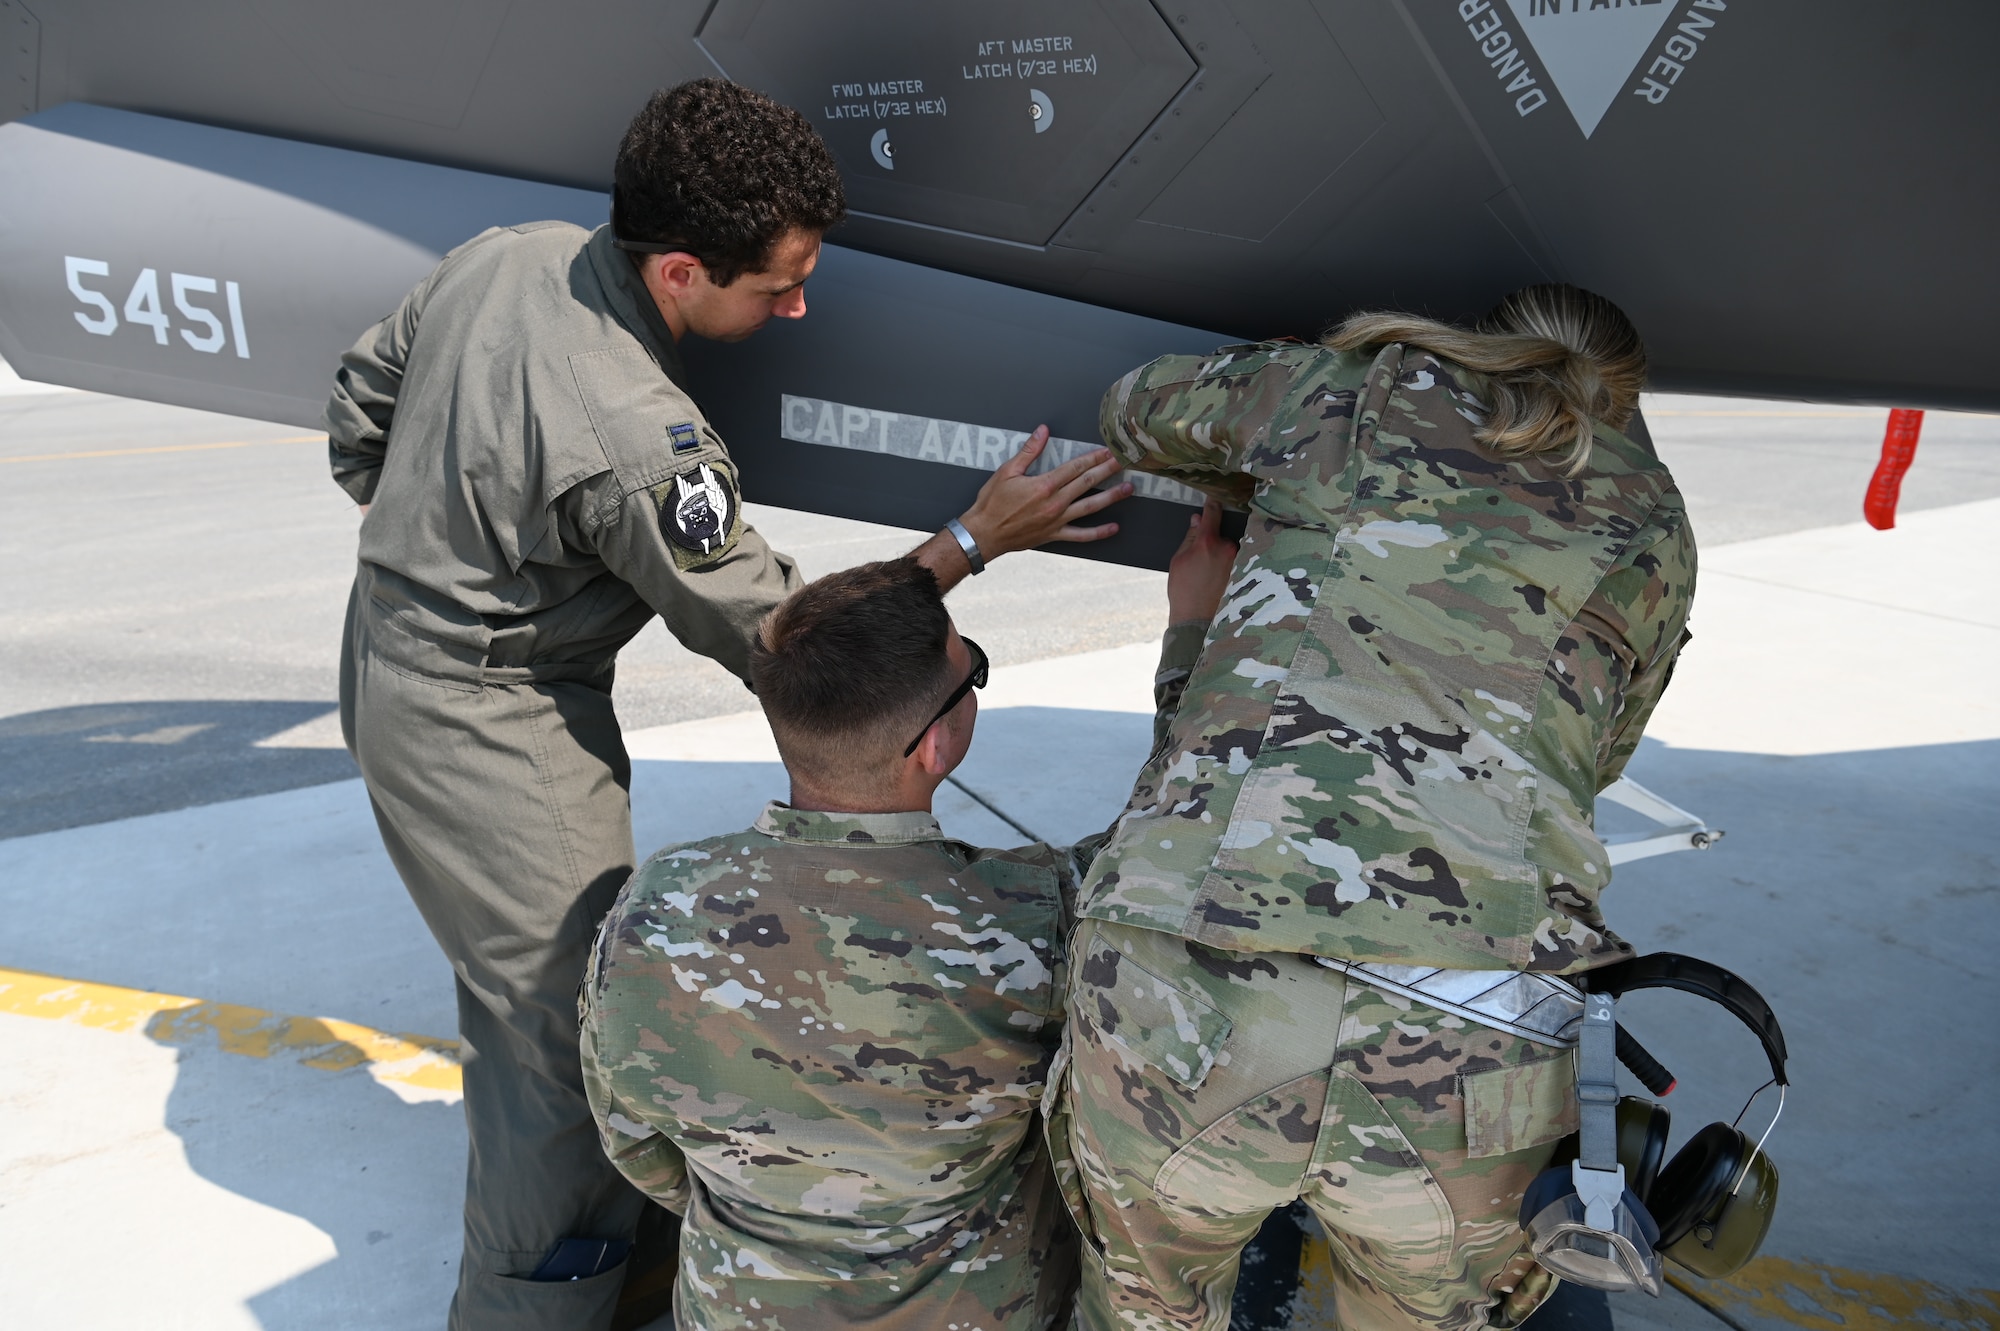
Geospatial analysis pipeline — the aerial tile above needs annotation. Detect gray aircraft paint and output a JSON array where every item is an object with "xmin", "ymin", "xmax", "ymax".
[
  {"xmin": 697, "ymin": 0, "xmax": 1194, "ymax": 246},
  {"xmin": 0, "ymin": 104, "xmax": 606, "ymax": 424},
  {"xmin": 0, "ymin": 0, "xmax": 1991, "ymax": 408},
  {"xmin": 678, "ymin": 245, "xmax": 1226, "ymax": 568},
  {"xmin": 0, "ymin": 103, "xmax": 1226, "ymax": 567},
  {"xmin": 0, "ymin": 1, "xmax": 1993, "ymax": 564}
]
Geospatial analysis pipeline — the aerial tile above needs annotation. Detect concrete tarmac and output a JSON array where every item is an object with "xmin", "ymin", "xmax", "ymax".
[
  {"xmin": 9, "ymin": 363, "xmax": 2000, "ymax": 838},
  {"xmin": 3, "ymin": 357, "xmax": 1997, "ymax": 1329}
]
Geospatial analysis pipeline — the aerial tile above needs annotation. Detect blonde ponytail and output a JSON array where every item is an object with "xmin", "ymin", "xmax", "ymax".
[{"xmin": 1323, "ymin": 284, "xmax": 1647, "ymax": 474}]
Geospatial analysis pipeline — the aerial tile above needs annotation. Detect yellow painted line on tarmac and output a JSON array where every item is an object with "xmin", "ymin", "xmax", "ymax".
[
  {"xmin": 1, "ymin": 434, "xmax": 323, "ymax": 464},
  {"xmin": 1292, "ymin": 1228, "xmax": 1995, "ymax": 1330},
  {"xmin": 0, "ymin": 966, "xmax": 461, "ymax": 1100},
  {"xmin": 1669, "ymin": 1257, "xmax": 2000, "ymax": 1331}
]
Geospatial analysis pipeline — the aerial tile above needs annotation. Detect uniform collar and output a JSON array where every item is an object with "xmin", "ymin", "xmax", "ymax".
[
  {"xmin": 583, "ymin": 224, "xmax": 688, "ymax": 390},
  {"xmin": 753, "ymin": 802, "xmax": 945, "ymax": 847}
]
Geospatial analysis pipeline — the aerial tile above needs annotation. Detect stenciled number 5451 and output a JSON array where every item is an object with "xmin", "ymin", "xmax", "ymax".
[{"xmin": 65, "ymin": 257, "xmax": 249, "ymax": 359}]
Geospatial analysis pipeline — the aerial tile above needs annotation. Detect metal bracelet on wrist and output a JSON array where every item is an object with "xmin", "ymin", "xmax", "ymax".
[{"xmin": 945, "ymin": 518, "xmax": 985, "ymax": 575}]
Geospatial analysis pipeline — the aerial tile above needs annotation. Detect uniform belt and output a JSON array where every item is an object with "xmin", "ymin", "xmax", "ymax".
[
  {"xmin": 358, "ymin": 598, "xmax": 615, "ymax": 688},
  {"xmin": 353, "ymin": 560, "xmax": 620, "ymax": 687},
  {"xmin": 1311, "ymin": 958, "xmax": 1585, "ymax": 1047}
]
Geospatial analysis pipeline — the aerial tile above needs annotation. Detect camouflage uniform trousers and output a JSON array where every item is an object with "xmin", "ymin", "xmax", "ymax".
[{"xmin": 1050, "ymin": 920, "xmax": 1577, "ymax": 1331}]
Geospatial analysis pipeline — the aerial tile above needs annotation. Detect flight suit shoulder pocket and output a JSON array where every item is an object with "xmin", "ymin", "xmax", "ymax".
[
  {"xmin": 1461, "ymin": 1049, "xmax": 1577, "ymax": 1158},
  {"xmin": 569, "ymin": 346, "xmax": 723, "ymax": 490},
  {"xmin": 1077, "ymin": 946, "xmax": 1231, "ymax": 1091}
]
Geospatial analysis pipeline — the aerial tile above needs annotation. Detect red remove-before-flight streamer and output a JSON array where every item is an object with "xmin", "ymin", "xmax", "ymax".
[{"xmin": 1863, "ymin": 409, "xmax": 1925, "ymax": 530}]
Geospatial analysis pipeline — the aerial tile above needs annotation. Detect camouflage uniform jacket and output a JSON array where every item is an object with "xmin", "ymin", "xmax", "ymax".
[
  {"xmin": 1082, "ymin": 340, "xmax": 1696, "ymax": 973},
  {"xmin": 578, "ymin": 626, "xmax": 1203, "ymax": 1329}
]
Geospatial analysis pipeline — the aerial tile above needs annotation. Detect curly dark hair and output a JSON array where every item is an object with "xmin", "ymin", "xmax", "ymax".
[{"xmin": 614, "ymin": 79, "xmax": 846, "ymax": 287}]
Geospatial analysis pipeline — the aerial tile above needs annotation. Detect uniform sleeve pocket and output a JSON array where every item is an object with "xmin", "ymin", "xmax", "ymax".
[
  {"xmin": 1076, "ymin": 945, "xmax": 1231, "ymax": 1091},
  {"xmin": 1460, "ymin": 1050, "xmax": 1577, "ymax": 1158}
]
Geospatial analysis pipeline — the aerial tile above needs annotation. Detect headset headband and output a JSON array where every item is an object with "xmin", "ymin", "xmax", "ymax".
[{"xmin": 1581, "ymin": 953, "xmax": 1788, "ymax": 1086}]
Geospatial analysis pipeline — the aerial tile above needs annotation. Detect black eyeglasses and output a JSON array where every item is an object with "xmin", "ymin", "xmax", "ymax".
[{"xmin": 904, "ymin": 636, "xmax": 988, "ymax": 757}]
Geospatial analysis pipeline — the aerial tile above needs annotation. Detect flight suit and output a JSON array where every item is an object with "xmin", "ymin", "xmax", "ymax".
[
  {"xmin": 1051, "ymin": 341, "xmax": 1697, "ymax": 1329},
  {"xmin": 577, "ymin": 625, "xmax": 1204, "ymax": 1331},
  {"xmin": 327, "ymin": 221, "xmax": 803, "ymax": 1331}
]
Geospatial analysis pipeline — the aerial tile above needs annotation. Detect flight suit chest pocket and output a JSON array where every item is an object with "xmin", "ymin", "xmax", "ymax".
[
  {"xmin": 1075, "ymin": 944, "xmax": 1231, "ymax": 1091},
  {"xmin": 568, "ymin": 346, "xmax": 717, "ymax": 474},
  {"xmin": 568, "ymin": 348, "xmax": 745, "ymax": 572}
]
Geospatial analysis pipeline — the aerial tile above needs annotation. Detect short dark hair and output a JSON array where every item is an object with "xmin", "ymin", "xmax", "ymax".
[
  {"xmin": 751, "ymin": 559, "xmax": 955, "ymax": 785},
  {"xmin": 614, "ymin": 79, "xmax": 846, "ymax": 286}
]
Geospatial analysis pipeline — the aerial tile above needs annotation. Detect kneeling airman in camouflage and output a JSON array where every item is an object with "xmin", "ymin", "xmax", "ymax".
[
  {"xmin": 578, "ymin": 521, "xmax": 1237, "ymax": 1331},
  {"xmin": 1051, "ymin": 286, "xmax": 1698, "ymax": 1330}
]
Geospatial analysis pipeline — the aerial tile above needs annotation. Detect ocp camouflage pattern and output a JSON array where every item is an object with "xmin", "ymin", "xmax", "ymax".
[
  {"xmin": 1085, "ymin": 340, "xmax": 1695, "ymax": 972},
  {"xmin": 577, "ymin": 618, "xmax": 1204, "ymax": 1328},
  {"xmin": 578, "ymin": 802, "xmax": 1093, "ymax": 1329},
  {"xmin": 1054, "ymin": 919, "xmax": 1574, "ymax": 1331}
]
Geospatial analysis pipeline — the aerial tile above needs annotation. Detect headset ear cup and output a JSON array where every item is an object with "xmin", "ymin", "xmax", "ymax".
[
  {"xmin": 1648, "ymin": 1121, "xmax": 1745, "ymax": 1249},
  {"xmin": 1616, "ymin": 1097, "xmax": 1672, "ymax": 1205},
  {"xmin": 1661, "ymin": 1135, "xmax": 1780, "ymax": 1279}
]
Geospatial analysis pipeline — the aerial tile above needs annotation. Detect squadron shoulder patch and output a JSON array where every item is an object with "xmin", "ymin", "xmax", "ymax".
[
  {"xmin": 668, "ymin": 421, "xmax": 701, "ymax": 453},
  {"xmin": 661, "ymin": 461, "xmax": 736, "ymax": 556}
]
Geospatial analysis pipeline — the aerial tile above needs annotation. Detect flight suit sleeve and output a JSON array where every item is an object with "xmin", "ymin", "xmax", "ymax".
[
  {"xmin": 1098, "ymin": 342, "xmax": 1357, "ymax": 503},
  {"xmin": 324, "ymin": 272, "xmax": 436, "ymax": 506},
  {"xmin": 579, "ymin": 961, "xmax": 692, "ymax": 1213},
  {"xmin": 563, "ymin": 459, "xmax": 804, "ymax": 682},
  {"xmin": 1588, "ymin": 491, "xmax": 1698, "ymax": 788}
]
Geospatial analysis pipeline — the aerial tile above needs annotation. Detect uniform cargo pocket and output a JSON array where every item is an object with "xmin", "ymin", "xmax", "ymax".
[
  {"xmin": 1460, "ymin": 1050, "xmax": 1577, "ymax": 1158},
  {"xmin": 1075, "ymin": 939, "xmax": 1231, "ymax": 1091}
]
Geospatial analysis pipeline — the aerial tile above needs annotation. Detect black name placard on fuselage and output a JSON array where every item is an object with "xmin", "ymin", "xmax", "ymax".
[{"xmin": 681, "ymin": 242, "xmax": 1226, "ymax": 570}]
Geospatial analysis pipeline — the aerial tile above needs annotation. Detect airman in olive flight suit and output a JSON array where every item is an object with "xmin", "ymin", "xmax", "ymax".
[
  {"xmin": 326, "ymin": 80, "xmax": 1129, "ymax": 1331},
  {"xmin": 329, "ymin": 215, "xmax": 803, "ymax": 1330}
]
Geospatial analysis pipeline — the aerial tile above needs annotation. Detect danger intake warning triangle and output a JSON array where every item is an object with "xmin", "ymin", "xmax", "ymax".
[{"xmin": 1505, "ymin": 0, "xmax": 1678, "ymax": 138}]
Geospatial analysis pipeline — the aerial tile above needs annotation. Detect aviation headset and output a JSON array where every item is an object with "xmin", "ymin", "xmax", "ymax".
[{"xmin": 1520, "ymin": 953, "xmax": 1788, "ymax": 1295}]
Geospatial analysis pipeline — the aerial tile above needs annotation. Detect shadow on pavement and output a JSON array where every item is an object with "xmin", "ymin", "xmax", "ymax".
[
  {"xmin": 108, "ymin": 724, "xmax": 1996, "ymax": 1328},
  {"xmin": 141, "ymin": 1027, "xmax": 465, "ymax": 1331},
  {"xmin": 0, "ymin": 700, "xmax": 355, "ymax": 838}
]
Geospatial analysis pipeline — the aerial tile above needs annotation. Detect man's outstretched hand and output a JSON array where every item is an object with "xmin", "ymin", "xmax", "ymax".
[
  {"xmin": 961, "ymin": 426, "xmax": 1130, "ymax": 555},
  {"xmin": 1167, "ymin": 496, "xmax": 1239, "ymax": 626},
  {"xmin": 914, "ymin": 426, "xmax": 1132, "ymax": 589}
]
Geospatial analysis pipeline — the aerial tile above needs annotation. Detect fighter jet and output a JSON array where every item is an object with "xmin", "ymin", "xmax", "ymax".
[{"xmin": 0, "ymin": 0, "xmax": 1992, "ymax": 566}]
